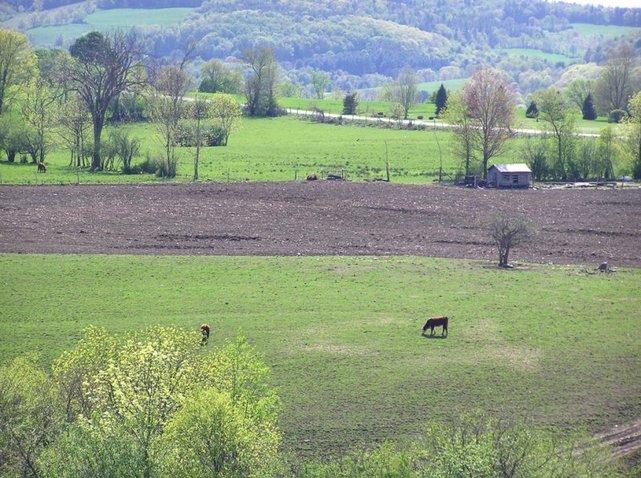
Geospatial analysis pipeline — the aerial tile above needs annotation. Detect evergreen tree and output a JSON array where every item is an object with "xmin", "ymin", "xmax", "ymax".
[
  {"xmin": 435, "ymin": 84, "xmax": 447, "ymax": 116},
  {"xmin": 582, "ymin": 93, "xmax": 597, "ymax": 120},
  {"xmin": 342, "ymin": 92, "xmax": 358, "ymax": 115},
  {"xmin": 525, "ymin": 100, "xmax": 539, "ymax": 119}
]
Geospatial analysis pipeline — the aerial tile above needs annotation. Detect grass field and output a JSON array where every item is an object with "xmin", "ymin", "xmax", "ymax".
[
  {"xmin": 570, "ymin": 22, "xmax": 640, "ymax": 39},
  {"xmin": 1, "ymin": 111, "xmax": 630, "ymax": 187},
  {"xmin": 0, "ymin": 116, "xmax": 465, "ymax": 185},
  {"xmin": 1, "ymin": 253, "xmax": 640, "ymax": 457},
  {"xmin": 24, "ymin": 8, "xmax": 193, "ymax": 47},
  {"xmin": 497, "ymin": 48, "xmax": 578, "ymax": 65}
]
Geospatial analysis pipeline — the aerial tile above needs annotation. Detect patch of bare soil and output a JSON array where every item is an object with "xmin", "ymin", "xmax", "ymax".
[
  {"xmin": 0, "ymin": 182, "xmax": 640, "ymax": 267},
  {"xmin": 597, "ymin": 419, "xmax": 641, "ymax": 461}
]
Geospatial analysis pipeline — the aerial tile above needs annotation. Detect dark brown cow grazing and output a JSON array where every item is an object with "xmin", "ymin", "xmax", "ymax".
[
  {"xmin": 37, "ymin": 161, "xmax": 46, "ymax": 173},
  {"xmin": 422, "ymin": 316, "xmax": 448, "ymax": 337},
  {"xmin": 200, "ymin": 323, "xmax": 210, "ymax": 345}
]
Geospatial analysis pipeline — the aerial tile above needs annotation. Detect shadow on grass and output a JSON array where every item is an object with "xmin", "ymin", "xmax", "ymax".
[{"xmin": 421, "ymin": 333, "xmax": 448, "ymax": 340}]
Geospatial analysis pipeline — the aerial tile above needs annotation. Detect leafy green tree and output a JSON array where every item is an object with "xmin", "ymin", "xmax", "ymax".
[
  {"xmin": 525, "ymin": 100, "xmax": 539, "ymax": 119},
  {"xmin": 243, "ymin": 46, "xmax": 280, "ymax": 117},
  {"xmin": 0, "ymin": 357, "xmax": 63, "ymax": 478},
  {"xmin": 199, "ymin": 59, "xmax": 242, "ymax": 94},
  {"xmin": 154, "ymin": 388, "xmax": 281, "ymax": 478},
  {"xmin": 310, "ymin": 70, "xmax": 329, "ymax": 100},
  {"xmin": 596, "ymin": 127, "xmax": 618, "ymax": 179},
  {"xmin": 624, "ymin": 91, "xmax": 641, "ymax": 179},
  {"xmin": 41, "ymin": 420, "xmax": 147, "ymax": 478},
  {"xmin": 20, "ymin": 73, "xmax": 59, "ymax": 164},
  {"xmin": 68, "ymin": 31, "xmax": 144, "ymax": 170},
  {"xmin": 342, "ymin": 92, "xmax": 358, "ymax": 115},
  {"xmin": 0, "ymin": 29, "xmax": 36, "ymax": 114},
  {"xmin": 434, "ymin": 83, "xmax": 447, "ymax": 116},
  {"xmin": 535, "ymin": 88, "xmax": 578, "ymax": 180},
  {"xmin": 582, "ymin": 93, "xmax": 597, "ymax": 120},
  {"xmin": 0, "ymin": 113, "xmax": 29, "ymax": 162},
  {"xmin": 210, "ymin": 93, "xmax": 242, "ymax": 147},
  {"xmin": 521, "ymin": 135, "xmax": 549, "ymax": 181},
  {"xmin": 419, "ymin": 412, "xmax": 617, "ymax": 478}
]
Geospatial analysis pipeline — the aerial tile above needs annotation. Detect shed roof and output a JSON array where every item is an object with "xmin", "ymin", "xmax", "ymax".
[{"xmin": 489, "ymin": 163, "xmax": 531, "ymax": 173}]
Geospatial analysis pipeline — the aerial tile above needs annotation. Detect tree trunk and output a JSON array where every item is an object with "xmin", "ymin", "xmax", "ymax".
[{"xmin": 91, "ymin": 117, "xmax": 104, "ymax": 171}]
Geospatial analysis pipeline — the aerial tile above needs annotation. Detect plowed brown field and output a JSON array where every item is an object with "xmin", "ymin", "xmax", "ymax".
[{"xmin": 1, "ymin": 182, "xmax": 639, "ymax": 267}]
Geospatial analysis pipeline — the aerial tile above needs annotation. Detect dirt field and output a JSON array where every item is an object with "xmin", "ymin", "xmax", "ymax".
[{"xmin": 1, "ymin": 182, "xmax": 639, "ymax": 267}]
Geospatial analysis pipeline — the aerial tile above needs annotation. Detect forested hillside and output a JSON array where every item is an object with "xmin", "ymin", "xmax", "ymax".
[{"xmin": 2, "ymin": 0, "xmax": 640, "ymax": 93}]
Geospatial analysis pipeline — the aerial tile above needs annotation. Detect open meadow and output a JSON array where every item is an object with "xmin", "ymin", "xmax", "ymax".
[
  {"xmin": 0, "ymin": 113, "xmax": 626, "ymax": 187},
  {"xmin": 1, "ymin": 253, "xmax": 640, "ymax": 458}
]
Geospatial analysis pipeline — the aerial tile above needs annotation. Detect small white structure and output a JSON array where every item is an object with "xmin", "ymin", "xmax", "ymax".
[{"xmin": 487, "ymin": 164, "xmax": 531, "ymax": 189}]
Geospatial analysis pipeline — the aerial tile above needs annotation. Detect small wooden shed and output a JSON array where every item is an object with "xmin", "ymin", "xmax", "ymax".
[{"xmin": 487, "ymin": 164, "xmax": 531, "ymax": 189}]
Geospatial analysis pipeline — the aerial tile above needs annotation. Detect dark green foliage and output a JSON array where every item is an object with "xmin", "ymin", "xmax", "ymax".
[
  {"xmin": 582, "ymin": 93, "xmax": 597, "ymax": 120},
  {"xmin": 342, "ymin": 92, "xmax": 358, "ymax": 115},
  {"xmin": 176, "ymin": 124, "xmax": 227, "ymax": 147},
  {"xmin": 434, "ymin": 84, "xmax": 447, "ymax": 116},
  {"xmin": 525, "ymin": 100, "xmax": 539, "ymax": 119},
  {"xmin": 608, "ymin": 109, "xmax": 627, "ymax": 123}
]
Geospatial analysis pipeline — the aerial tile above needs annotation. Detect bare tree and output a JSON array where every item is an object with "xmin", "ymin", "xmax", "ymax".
[
  {"xmin": 383, "ymin": 67, "xmax": 418, "ymax": 120},
  {"xmin": 463, "ymin": 69, "xmax": 516, "ymax": 179},
  {"xmin": 148, "ymin": 65, "xmax": 192, "ymax": 178},
  {"xmin": 68, "ymin": 31, "xmax": 144, "ymax": 170},
  {"xmin": 595, "ymin": 43, "xmax": 636, "ymax": 115},
  {"xmin": 489, "ymin": 216, "xmax": 532, "ymax": 268},
  {"xmin": 442, "ymin": 91, "xmax": 479, "ymax": 177},
  {"xmin": 57, "ymin": 94, "xmax": 91, "ymax": 167},
  {"xmin": 189, "ymin": 96, "xmax": 210, "ymax": 182}
]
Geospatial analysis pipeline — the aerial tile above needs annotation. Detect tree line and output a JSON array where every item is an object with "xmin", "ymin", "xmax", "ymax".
[
  {"xmin": 0, "ymin": 30, "xmax": 285, "ymax": 178},
  {"xmin": 0, "ymin": 326, "xmax": 625, "ymax": 478}
]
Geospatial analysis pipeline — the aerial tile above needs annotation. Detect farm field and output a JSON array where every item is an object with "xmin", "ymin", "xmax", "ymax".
[
  {"xmin": 570, "ymin": 22, "xmax": 641, "ymax": 39},
  {"xmin": 16, "ymin": 8, "xmax": 194, "ymax": 47},
  {"xmin": 497, "ymin": 48, "xmax": 579, "ymax": 65},
  {"xmin": 1, "ymin": 182, "xmax": 640, "ymax": 266}
]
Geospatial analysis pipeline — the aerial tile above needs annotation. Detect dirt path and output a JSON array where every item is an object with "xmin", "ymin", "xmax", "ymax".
[
  {"xmin": 1, "ymin": 182, "xmax": 640, "ymax": 267},
  {"xmin": 597, "ymin": 419, "xmax": 641, "ymax": 461}
]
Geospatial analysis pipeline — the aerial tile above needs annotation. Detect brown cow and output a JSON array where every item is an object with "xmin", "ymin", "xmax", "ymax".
[
  {"xmin": 422, "ymin": 316, "xmax": 448, "ymax": 337},
  {"xmin": 200, "ymin": 323, "xmax": 210, "ymax": 345},
  {"xmin": 37, "ymin": 161, "xmax": 46, "ymax": 173}
]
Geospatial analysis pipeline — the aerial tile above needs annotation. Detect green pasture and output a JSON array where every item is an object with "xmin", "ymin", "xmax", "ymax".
[
  {"xmin": 24, "ymin": 8, "xmax": 193, "ymax": 47},
  {"xmin": 1, "ymin": 253, "xmax": 640, "ymax": 457},
  {"xmin": 0, "ymin": 116, "xmax": 466, "ymax": 185},
  {"xmin": 570, "ymin": 22, "xmax": 640, "ymax": 39},
  {"xmin": 0, "ymin": 113, "xmax": 630, "ymax": 186},
  {"xmin": 278, "ymin": 96, "xmax": 440, "ymax": 119},
  {"xmin": 514, "ymin": 108, "xmax": 622, "ymax": 135},
  {"xmin": 497, "ymin": 48, "xmax": 578, "ymax": 65}
]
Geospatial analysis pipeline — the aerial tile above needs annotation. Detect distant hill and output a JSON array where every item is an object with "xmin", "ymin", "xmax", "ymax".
[{"xmin": 2, "ymin": 0, "xmax": 640, "ymax": 94}]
